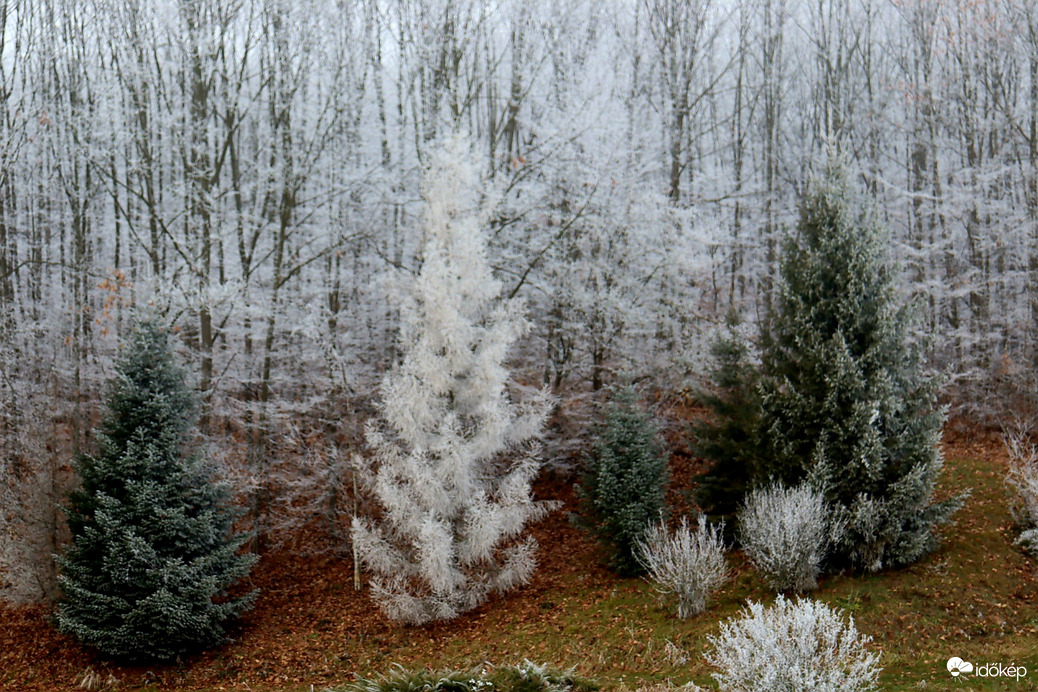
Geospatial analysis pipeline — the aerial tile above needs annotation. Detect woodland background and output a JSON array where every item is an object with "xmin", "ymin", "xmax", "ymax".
[{"xmin": 2, "ymin": 0, "xmax": 1037, "ymax": 604}]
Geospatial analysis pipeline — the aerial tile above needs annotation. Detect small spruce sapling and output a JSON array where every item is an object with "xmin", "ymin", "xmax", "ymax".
[
  {"xmin": 575, "ymin": 385, "xmax": 669, "ymax": 576},
  {"xmin": 56, "ymin": 320, "xmax": 256, "ymax": 661},
  {"xmin": 351, "ymin": 135, "xmax": 554, "ymax": 625}
]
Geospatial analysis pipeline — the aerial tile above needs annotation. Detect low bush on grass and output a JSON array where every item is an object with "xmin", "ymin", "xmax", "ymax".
[
  {"xmin": 636, "ymin": 515, "xmax": 728, "ymax": 618},
  {"xmin": 706, "ymin": 595, "xmax": 881, "ymax": 692},
  {"xmin": 738, "ymin": 483, "xmax": 840, "ymax": 592},
  {"xmin": 1003, "ymin": 425, "xmax": 1038, "ymax": 556}
]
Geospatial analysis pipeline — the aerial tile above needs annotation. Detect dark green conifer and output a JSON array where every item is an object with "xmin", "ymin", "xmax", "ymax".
[
  {"xmin": 757, "ymin": 159, "xmax": 961, "ymax": 570},
  {"xmin": 691, "ymin": 313, "xmax": 762, "ymax": 521},
  {"xmin": 56, "ymin": 320, "xmax": 256, "ymax": 661}
]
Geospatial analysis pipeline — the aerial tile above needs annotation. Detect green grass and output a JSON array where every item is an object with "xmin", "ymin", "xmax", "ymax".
[{"xmin": 329, "ymin": 661, "xmax": 598, "ymax": 692}]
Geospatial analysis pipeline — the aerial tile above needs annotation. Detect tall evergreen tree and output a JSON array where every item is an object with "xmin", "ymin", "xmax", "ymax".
[
  {"xmin": 56, "ymin": 320, "xmax": 256, "ymax": 661},
  {"xmin": 351, "ymin": 135, "xmax": 554, "ymax": 625},
  {"xmin": 576, "ymin": 385, "xmax": 669, "ymax": 576},
  {"xmin": 757, "ymin": 158, "xmax": 961, "ymax": 571}
]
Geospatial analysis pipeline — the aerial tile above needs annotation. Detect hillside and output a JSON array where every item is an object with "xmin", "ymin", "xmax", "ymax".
[{"xmin": 2, "ymin": 430, "xmax": 1035, "ymax": 692}]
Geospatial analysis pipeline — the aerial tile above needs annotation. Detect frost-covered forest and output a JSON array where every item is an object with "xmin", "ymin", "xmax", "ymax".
[
  {"xmin": 2, "ymin": 0, "xmax": 1038, "ymax": 632},
  {"xmin": 6, "ymin": 1, "xmax": 1038, "ymax": 689},
  {"xmin": 7, "ymin": 0, "xmax": 1038, "ymax": 408}
]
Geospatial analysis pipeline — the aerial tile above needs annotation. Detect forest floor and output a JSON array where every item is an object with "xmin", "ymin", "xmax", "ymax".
[{"xmin": 2, "ymin": 424, "xmax": 1036, "ymax": 692}]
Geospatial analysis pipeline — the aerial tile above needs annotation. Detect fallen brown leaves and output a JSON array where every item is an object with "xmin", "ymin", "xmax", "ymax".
[{"xmin": 0, "ymin": 474, "xmax": 608, "ymax": 692}]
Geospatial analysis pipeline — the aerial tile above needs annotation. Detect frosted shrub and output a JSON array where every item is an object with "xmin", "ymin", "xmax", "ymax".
[
  {"xmin": 707, "ymin": 595, "xmax": 881, "ymax": 692},
  {"xmin": 636, "ymin": 515, "xmax": 728, "ymax": 618},
  {"xmin": 1003, "ymin": 426, "xmax": 1038, "ymax": 556},
  {"xmin": 343, "ymin": 662, "xmax": 596, "ymax": 692},
  {"xmin": 738, "ymin": 483, "xmax": 838, "ymax": 592}
]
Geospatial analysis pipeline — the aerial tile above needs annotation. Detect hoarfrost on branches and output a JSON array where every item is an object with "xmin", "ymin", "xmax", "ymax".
[
  {"xmin": 1003, "ymin": 423, "xmax": 1038, "ymax": 557},
  {"xmin": 636, "ymin": 514, "xmax": 728, "ymax": 618},
  {"xmin": 738, "ymin": 482, "xmax": 841, "ymax": 593},
  {"xmin": 707, "ymin": 595, "xmax": 882, "ymax": 692},
  {"xmin": 351, "ymin": 135, "xmax": 555, "ymax": 625}
]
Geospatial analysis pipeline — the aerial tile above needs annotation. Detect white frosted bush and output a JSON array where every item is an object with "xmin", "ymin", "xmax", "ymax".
[
  {"xmin": 1003, "ymin": 426, "xmax": 1038, "ymax": 556},
  {"xmin": 636, "ymin": 515, "xmax": 728, "ymax": 618},
  {"xmin": 738, "ymin": 483, "xmax": 839, "ymax": 592},
  {"xmin": 707, "ymin": 595, "xmax": 881, "ymax": 692}
]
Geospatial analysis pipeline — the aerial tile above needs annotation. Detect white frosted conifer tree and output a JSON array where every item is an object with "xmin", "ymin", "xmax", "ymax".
[{"xmin": 351, "ymin": 135, "xmax": 553, "ymax": 625}]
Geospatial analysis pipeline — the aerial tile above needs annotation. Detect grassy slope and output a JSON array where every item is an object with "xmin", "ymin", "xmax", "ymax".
[
  {"xmin": 317, "ymin": 439, "xmax": 1038, "ymax": 692},
  {"xmin": 374, "ymin": 461, "xmax": 1036, "ymax": 692},
  {"xmin": 3, "ymin": 437, "xmax": 1036, "ymax": 691}
]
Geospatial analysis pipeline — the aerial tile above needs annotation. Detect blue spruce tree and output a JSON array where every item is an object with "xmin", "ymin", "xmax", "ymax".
[
  {"xmin": 56, "ymin": 320, "xmax": 256, "ymax": 661},
  {"xmin": 576, "ymin": 385, "xmax": 669, "ymax": 576}
]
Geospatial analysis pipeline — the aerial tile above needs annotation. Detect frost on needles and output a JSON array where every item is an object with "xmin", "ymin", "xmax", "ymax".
[
  {"xmin": 55, "ymin": 320, "xmax": 256, "ymax": 661},
  {"xmin": 351, "ymin": 135, "xmax": 554, "ymax": 625},
  {"xmin": 757, "ymin": 157, "xmax": 964, "ymax": 571}
]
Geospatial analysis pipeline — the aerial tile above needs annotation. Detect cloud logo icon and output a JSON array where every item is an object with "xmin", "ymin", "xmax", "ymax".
[{"xmin": 947, "ymin": 657, "xmax": 974, "ymax": 676}]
